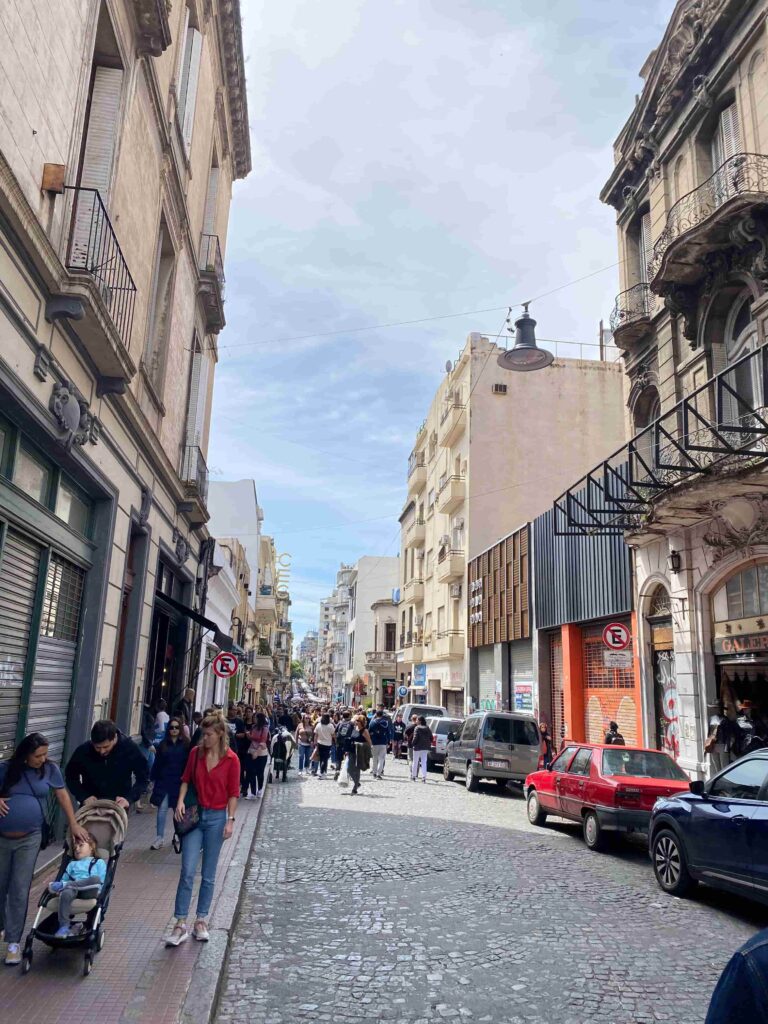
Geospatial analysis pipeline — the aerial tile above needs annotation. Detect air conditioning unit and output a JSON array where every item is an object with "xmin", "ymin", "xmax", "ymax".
[
  {"xmin": 492, "ymin": 383, "xmax": 508, "ymax": 395},
  {"xmin": 414, "ymin": 614, "xmax": 423, "ymax": 627},
  {"xmin": 449, "ymin": 583, "xmax": 462, "ymax": 599}
]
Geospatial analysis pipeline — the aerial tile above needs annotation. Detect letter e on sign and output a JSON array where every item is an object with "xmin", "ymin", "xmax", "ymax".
[
  {"xmin": 602, "ymin": 622, "xmax": 631, "ymax": 651},
  {"xmin": 213, "ymin": 652, "xmax": 239, "ymax": 678}
]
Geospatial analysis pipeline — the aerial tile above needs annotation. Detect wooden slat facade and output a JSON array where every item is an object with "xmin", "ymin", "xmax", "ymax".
[{"xmin": 468, "ymin": 524, "xmax": 529, "ymax": 648}]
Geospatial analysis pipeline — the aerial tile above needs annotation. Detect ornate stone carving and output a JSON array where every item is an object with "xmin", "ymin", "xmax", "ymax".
[
  {"xmin": 656, "ymin": 0, "xmax": 723, "ymax": 105},
  {"xmin": 33, "ymin": 347, "xmax": 51, "ymax": 382},
  {"xmin": 218, "ymin": 0, "xmax": 251, "ymax": 180},
  {"xmin": 704, "ymin": 497, "xmax": 768, "ymax": 560},
  {"xmin": 692, "ymin": 73, "xmax": 715, "ymax": 109},
  {"xmin": 172, "ymin": 527, "xmax": 191, "ymax": 566},
  {"xmin": 48, "ymin": 381, "xmax": 97, "ymax": 451},
  {"xmin": 729, "ymin": 214, "xmax": 768, "ymax": 283},
  {"xmin": 133, "ymin": 0, "xmax": 173, "ymax": 57},
  {"xmin": 139, "ymin": 486, "xmax": 153, "ymax": 528},
  {"xmin": 663, "ymin": 284, "xmax": 699, "ymax": 343}
]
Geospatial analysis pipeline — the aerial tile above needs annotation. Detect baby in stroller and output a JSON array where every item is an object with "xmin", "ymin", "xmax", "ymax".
[{"xmin": 48, "ymin": 831, "xmax": 107, "ymax": 938}]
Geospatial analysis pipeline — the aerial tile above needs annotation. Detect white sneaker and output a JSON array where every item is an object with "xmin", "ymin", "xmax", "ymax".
[
  {"xmin": 150, "ymin": 837, "xmax": 164, "ymax": 850},
  {"xmin": 165, "ymin": 925, "xmax": 188, "ymax": 947},
  {"xmin": 193, "ymin": 921, "xmax": 210, "ymax": 942},
  {"xmin": 256, "ymin": 788, "xmax": 264, "ymax": 798}
]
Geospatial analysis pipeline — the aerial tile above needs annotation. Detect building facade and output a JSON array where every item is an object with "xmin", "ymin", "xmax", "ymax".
[
  {"xmin": 297, "ymin": 630, "xmax": 318, "ymax": 685},
  {"xmin": 580, "ymin": 0, "xmax": 768, "ymax": 775},
  {"xmin": 365, "ymin": 598, "xmax": 399, "ymax": 707},
  {"xmin": 0, "ymin": 0, "xmax": 249, "ymax": 761},
  {"xmin": 315, "ymin": 596, "xmax": 334, "ymax": 698},
  {"xmin": 398, "ymin": 332, "xmax": 626, "ymax": 715},
  {"xmin": 343, "ymin": 557, "xmax": 399, "ymax": 700}
]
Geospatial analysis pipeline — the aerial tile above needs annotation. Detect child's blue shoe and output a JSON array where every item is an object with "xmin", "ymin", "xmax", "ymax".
[
  {"xmin": 54, "ymin": 925, "xmax": 71, "ymax": 939},
  {"xmin": 48, "ymin": 881, "xmax": 65, "ymax": 894}
]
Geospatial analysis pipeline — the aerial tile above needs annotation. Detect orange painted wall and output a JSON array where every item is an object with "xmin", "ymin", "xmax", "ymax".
[{"xmin": 562, "ymin": 624, "xmax": 585, "ymax": 742}]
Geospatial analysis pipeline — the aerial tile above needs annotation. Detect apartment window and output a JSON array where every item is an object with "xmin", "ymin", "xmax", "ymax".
[
  {"xmin": 425, "ymin": 548, "xmax": 433, "ymax": 576},
  {"xmin": 144, "ymin": 216, "xmax": 176, "ymax": 394},
  {"xmin": 437, "ymin": 606, "xmax": 446, "ymax": 634},
  {"xmin": 176, "ymin": 6, "xmax": 203, "ymax": 152},
  {"xmin": 55, "ymin": 476, "xmax": 92, "ymax": 536},
  {"xmin": 76, "ymin": 4, "xmax": 123, "ymax": 203},
  {"xmin": 13, "ymin": 446, "xmax": 51, "ymax": 505},
  {"xmin": 711, "ymin": 102, "xmax": 741, "ymax": 171},
  {"xmin": 184, "ymin": 336, "xmax": 210, "ymax": 449},
  {"xmin": 203, "ymin": 153, "xmax": 220, "ymax": 236},
  {"xmin": 385, "ymin": 622, "xmax": 396, "ymax": 652},
  {"xmin": 348, "ymin": 630, "xmax": 355, "ymax": 670}
]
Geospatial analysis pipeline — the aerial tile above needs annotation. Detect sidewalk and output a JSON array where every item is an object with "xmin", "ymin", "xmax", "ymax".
[{"xmin": 0, "ymin": 792, "xmax": 266, "ymax": 1024}]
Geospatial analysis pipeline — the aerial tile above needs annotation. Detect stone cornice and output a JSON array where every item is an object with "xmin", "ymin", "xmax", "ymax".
[
  {"xmin": 131, "ymin": 0, "xmax": 173, "ymax": 57},
  {"xmin": 218, "ymin": 0, "xmax": 251, "ymax": 179}
]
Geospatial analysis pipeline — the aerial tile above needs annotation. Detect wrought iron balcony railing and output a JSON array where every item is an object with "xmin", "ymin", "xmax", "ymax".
[
  {"xmin": 554, "ymin": 341, "xmax": 768, "ymax": 535},
  {"xmin": 199, "ymin": 233, "xmax": 225, "ymax": 291},
  {"xmin": 609, "ymin": 283, "xmax": 653, "ymax": 334},
  {"xmin": 408, "ymin": 450, "xmax": 426, "ymax": 477},
  {"xmin": 649, "ymin": 153, "xmax": 768, "ymax": 282},
  {"xmin": 65, "ymin": 186, "xmax": 137, "ymax": 345},
  {"xmin": 440, "ymin": 391, "xmax": 464, "ymax": 425},
  {"xmin": 181, "ymin": 444, "xmax": 209, "ymax": 504}
]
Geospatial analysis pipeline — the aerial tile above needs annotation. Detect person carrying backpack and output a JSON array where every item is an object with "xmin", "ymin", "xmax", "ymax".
[
  {"xmin": 604, "ymin": 721, "xmax": 626, "ymax": 746},
  {"xmin": 368, "ymin": 710, "xmax": 393, "ymax": 779},
  {"xmin": 333, "ymin": 711, "xmax": 354, "ymax": 780}
]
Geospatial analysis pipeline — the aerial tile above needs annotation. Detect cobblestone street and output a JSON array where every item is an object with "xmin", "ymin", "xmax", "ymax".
[{"xmin": 217, "ymin": 757, "xmax": 765, "ymax": 1024}]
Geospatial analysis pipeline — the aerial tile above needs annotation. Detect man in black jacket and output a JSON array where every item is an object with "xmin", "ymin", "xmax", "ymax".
[{"xmin": 65, "ymin": 719, "xmax": 149, "ymax": 809}]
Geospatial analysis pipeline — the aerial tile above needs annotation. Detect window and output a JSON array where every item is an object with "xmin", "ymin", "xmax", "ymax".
[
  {"xmin": 462, "ymin": 716, "xmax": 480, "ymax": 742},
  {"xmin": 724, "ymin": 566, "xmax": 768, "ymax": 619},
  {"xmin": 709, "ymin": 759, "xmax": 768, "ymax": 801},
  {"xmin": 144, "ymin": 216, "xmax": 176, "ymax": 394},
  {"xmin": 513, "ymin": 720, "xmax": 540, "ymax": 746},
  {"xmin": 40, "ymin": 555, "xmax": 85, "ymax": 643},
  {"xmin": 551, "ymin": 746, "xmax": 578, "ymax": 772},
  {"xmin": 202, "ymin": 154, "xmax": 219, "ymax": 236},
  {"xmin": 13, "ymin": 446, "xmax": 50, "ymax": 505},
  {"xmin": 602, "ymin": 749, "xmax": 688, "ymax": 780},
  {"xmin": 0, "ymin": 421, "xmax": 7, "ymax": 475},
  {"xmin": 384, "ymin": 622, "xmax": 396, "ymax": 652},
  {"xmin": 711, "ymin": 102, "xmax": 741, "ymax": 171},
  {"xmin": 176, "ymin": 7, "xmax": 203, "ymax": 151},
  {"xmin": 55, "ymin": 477, "xmax": 92, "ymax": 536},
  {"xmin": 437, "ymin": 605, "xmax": 445, "ymax": 634},
  {"xmin": 484, "ymin": 716, "xmax": 511, "ymax": 743},
  {"xmin": 568, "ymin": 748, "xmax": 593, "ymax": 776}
]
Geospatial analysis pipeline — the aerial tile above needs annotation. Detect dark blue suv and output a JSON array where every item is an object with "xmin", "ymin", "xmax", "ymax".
[{"xmin": 649, "ymin": 750, "xmax": 768, "ymax": 904}]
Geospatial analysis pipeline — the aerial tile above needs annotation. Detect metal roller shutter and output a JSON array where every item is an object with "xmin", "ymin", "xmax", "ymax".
[
  {"xmin": 0, "ymin": 529, "xmax": 42, "ymax": 760},
  {"xmin": 477, "ymin": 646, "xmax": 496, "ymax": 710},
  {"xmin": 28, "ymin": 555, "xmax": 85, "ymax": 764},
  {"xmin": 550, "ymin": 633, "xmax": 564, "ymax": 746}
]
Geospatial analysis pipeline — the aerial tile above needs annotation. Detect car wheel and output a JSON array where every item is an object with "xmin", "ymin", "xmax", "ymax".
[
  {"xmin": 652, "ymin": 828, "xmax": 695, "ymax": 897},
  {"xmin": 583, "ymin": 810, "xmax": 606, "ymax": 851},
  {"xmin": 465, "ymin": 764, "xmax": 479, "ymax": 792},
  {"xmin": 527, "ymin": 789, "xmax": 547, "ymax": 826},
  {"xmin": 443, "ymin": 762, "xmax": 456, "ymax": 782}
]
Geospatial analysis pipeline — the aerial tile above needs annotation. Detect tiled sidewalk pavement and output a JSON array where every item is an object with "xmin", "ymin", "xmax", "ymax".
[{"xmin": 0, "ymin": 793, "xmax": 265, "ymax": 1024}]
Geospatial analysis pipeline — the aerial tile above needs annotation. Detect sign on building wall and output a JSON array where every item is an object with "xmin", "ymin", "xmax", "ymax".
[
  {"xmin": 513, "ymin": 681, "xmax": 534, "ymax": 712},
  {"xmin": 413, "ymin": 663, "xmax": 427, "ymax": 688}
]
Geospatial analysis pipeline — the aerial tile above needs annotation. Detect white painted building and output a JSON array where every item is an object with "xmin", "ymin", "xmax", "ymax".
[
  {"xmin": 197, "ymin": 540, "xmax": 240, "ymax": 709},
  {"xmin": 345, "ymin": 557, "xmax": 400, "ymax": 698}
]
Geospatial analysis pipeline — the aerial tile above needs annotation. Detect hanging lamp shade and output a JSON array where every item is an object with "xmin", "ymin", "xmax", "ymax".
[{"xmin": 497, "ymin": 303, "xmax": 554, "ymax": 372}]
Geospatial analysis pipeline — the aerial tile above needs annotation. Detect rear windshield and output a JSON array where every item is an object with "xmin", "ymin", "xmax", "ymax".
[
  {"xmin": 483, "ymin": 717, "xmax": 539, "ymax": 745},
  {"xmin": 433, "ymin": 720, "xmax": 461, "ymax": 735},
  {"xmin": 601, "ymin": 749, "xmax": 689, "ymax": 781}
]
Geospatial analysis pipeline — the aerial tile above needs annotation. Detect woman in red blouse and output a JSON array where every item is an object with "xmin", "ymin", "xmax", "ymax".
[{"xmin": 165, "ymin": 713, "xmax": 240, "ymax": 946}]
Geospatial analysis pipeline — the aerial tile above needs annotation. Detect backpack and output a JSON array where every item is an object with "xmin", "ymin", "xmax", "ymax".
[
  {"xmin": 336, "ymin": 721, "xmax": 354, "ymax": 743},
  {"xmin": 369, "ymin": 718, "xmax": 389, "ymax": 744}
]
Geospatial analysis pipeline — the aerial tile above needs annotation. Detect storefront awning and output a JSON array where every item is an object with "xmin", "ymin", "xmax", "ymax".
[{"xmin": 157, "ymin": 592, "xmax": 234, "ymax": 652}]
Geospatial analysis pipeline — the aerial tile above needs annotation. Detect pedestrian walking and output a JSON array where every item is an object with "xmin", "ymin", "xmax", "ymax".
[
  {"xmin": 313, "ymin": 714, "xmax": 336, "ymax": 778},
  {"xmin": 333, "ymin": 711, "xmax": 354, "ymax": 780},
  {"xmin": 410, "ymin": 716, "xmax": 433, "ymax": 783},
  {"xmin": 295, "ymin": 714, "xmax": 314, "ymax": 776},
  {"xmin": 0, "ymin": 733, "xmax": 88, "ymax": 965},
  {"xmin": 238, "ymin": 707, "xmax": 255, "ymax": 795},
  {"xmin": 245, "ymin": 713, "xmax": 270, "ymax": 798},
  {"xmin": 173, "ymin": 688, "xmax": 196, "ymax": 734},
  {"xmin": 166, "ymin": 714, "xmax": 240, "ymax": 947},
  {"xmin": 345, "ymin": 714, "xmax": 372, "ymax": 796},
  {"xmin": 392, "ymin": 715, "xmax": 406, "ymax": 759},
  {"xmin": 65, "ymin": 720, "xmax": 149, "ymax": 809},
  {"xmin": 539, "ymin": 722, "xmax": 554, "ymax": 769},
  {"xmin": 149, "ymin": 717, "xmax": 189, "ymax": 849},
  {"xmin": 368, "ymin": 709, "xmax": 393, "ymax": 778},
  {"xmin": 404, "ymin": 714, "xmax": 419, "ymax": 765},
  {"xmin": 153, "ymin": 699, "xmax": 170, "ymax": 745}
]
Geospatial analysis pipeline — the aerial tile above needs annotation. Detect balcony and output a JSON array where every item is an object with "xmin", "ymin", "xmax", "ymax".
[
  {"xmin": 254, "ymin": 587, "xmax": 277, "ymax": 625},
  {"xmin": 435, "ymin": 630, "xmax": 465, "ymax": 659},
  {"xmin": 407, "ymin": 450, "xmax": 427, "ymax": 492},
  {"xmin": 245, "ymin": 652, "xmax": 276, "ymax": 675},
  {"xmin": 554, "ymin": 340, "xmax": 768, "ymax": 536},
  {"xmin": 438, "ymin": 393, "xmax": 466, "ymax": 447},
  {"xmin": 401, "ymin": 631, "xmax": 423, "ymax": 662},
  {"xmin": 649, "ymin": 153, "xmax": 768, "ymax": 289},
  {"xmin": 437, "ymin": 475, "xmax": 466, "ymax": 515},
  {"xmin": 179, "ymin": 445, "xmax": 209, "ymax": 525},
  {"xmin": 63, "ymin": 186, "xmax": 137, "ymax": 378},
  {"xmin": 404, "ymin": 517, "xmax": 426, "ymax": 548},
  {"xmin": 365, "ymin": 650, "xmax": 397, "ymax": 671},
  {"xmin": 437, "ymin": 548, "xmax": 465, "ymax": 583},
  {"xmin": 198, "ymin": 233, "xmax": 226, "ymax": 332},
  {"xmin": 609, "ymin": 283, "xmax": 654, "ymax": 347},
  {"xmin": 403, "ymin": 578, "xmax": 425, "ymax": 604}
]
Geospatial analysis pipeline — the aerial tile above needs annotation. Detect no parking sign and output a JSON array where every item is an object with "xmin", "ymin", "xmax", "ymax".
[{"xmin": 212, "ymin": 651, "xmax": 239, "ymax": 678}]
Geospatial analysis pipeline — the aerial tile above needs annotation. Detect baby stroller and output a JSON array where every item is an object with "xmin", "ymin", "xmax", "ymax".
[
  {"xmin": 22, "ymin": 799, "xmax": 128, "ymax": 976},
  {"xmin": 268, "ymin": 728, "xmax": 295, "ymax": 782}
]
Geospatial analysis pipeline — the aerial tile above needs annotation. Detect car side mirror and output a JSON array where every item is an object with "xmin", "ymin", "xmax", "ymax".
[{"xmin": 689, "ymin": 779, "xmax": 706, "ymax": 797}]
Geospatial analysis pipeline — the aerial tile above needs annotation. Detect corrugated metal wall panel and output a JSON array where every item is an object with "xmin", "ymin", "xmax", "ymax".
[
  {"xmin": 533, "ymin": 507, "xmax": 632, "ymax": 630},
  {"xmin": 0, "ymin": 529, "xmax": 42, "ymax": 759}
]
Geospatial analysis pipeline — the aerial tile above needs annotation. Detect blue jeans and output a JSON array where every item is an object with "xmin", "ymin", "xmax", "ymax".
[
  {"xmin": 156, "ymin": 795, "xmax": 169, "ymax": 838},
  {"xmin": 298, "ymin": 743, "xmax": 313, "ymax": 771},
  {"xmin": 173, "ymin": 808, "xmax": 227, "ymax": 920}
]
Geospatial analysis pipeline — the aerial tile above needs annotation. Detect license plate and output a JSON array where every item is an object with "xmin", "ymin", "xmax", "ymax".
[{"xmin": 486, "ymin": 759, "xmax": 507, "ymax": 769}]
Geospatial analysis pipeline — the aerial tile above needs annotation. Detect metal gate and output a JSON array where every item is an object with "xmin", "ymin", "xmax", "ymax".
[
  {"xmin": 549, "ymin": 632, "xmax": 564, "ymax": 747},
  {"xmin": 477, "ymin": 646, "xmax": 496, "ymax": 710},
  {"xmin": 0, "ymin": 528, "xmax": 42, "ymax": 759}
]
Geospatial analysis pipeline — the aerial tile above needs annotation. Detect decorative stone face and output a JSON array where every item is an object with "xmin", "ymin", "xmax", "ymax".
[
  {"xmin": 48, "ymin": 380, "xmax": 98, "ymax": 451},
  {"xmin": 172, "ymin": 526, "xmax": 191, "ymax": 566},
  {"xmin": 139, "ymin": 486, "xmax": 153, "ymax": 527}
]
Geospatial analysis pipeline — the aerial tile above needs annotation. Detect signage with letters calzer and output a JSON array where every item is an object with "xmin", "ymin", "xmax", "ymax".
[{"xmin": 713, "ymin": 632, "xmax": 768, "ymax": 656}]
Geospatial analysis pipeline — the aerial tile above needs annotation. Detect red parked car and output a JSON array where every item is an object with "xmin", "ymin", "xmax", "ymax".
[{"xmin": 524, "ymin": 742, "xmax": 690, "ymax": 851}]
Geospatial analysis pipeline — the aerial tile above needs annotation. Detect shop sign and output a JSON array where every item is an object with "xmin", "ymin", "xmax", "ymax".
[
  {"xmin": 713, "ymin": 632, "xmax": 768, "ymax": 656},
  {"xmin": 603, "ymin": 650, "xmax": 633, "ymax": 669},
  {"xmin": 602, "ymin": 622, "xmax": 631, "ymax": 651},
  {"xmin": 413, "ymin": 663, "xmax": 427, "ymax": 688},
  {"xmin": 713, "ymin": 615, "xmax": 768, "ymax": 639},
  {"xmin": 514, "ymin": 681, "xmax": 533, "ymax": 712}
]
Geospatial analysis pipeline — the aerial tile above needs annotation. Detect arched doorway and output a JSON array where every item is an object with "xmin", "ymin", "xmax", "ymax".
[{"xmin": 646, "ymin": 585, "xmax": 679, "ymax": 759}]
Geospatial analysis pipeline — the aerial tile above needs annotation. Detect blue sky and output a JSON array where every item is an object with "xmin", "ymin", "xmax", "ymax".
[{"xmin": 208, "ymin": 0, "xmax": 677, "ymax": 644}]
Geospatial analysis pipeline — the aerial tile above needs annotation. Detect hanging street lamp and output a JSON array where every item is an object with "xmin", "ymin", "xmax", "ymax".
[{"xmin": 497, "ymin": 302, "xmax": 554, "ymax": 372}]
